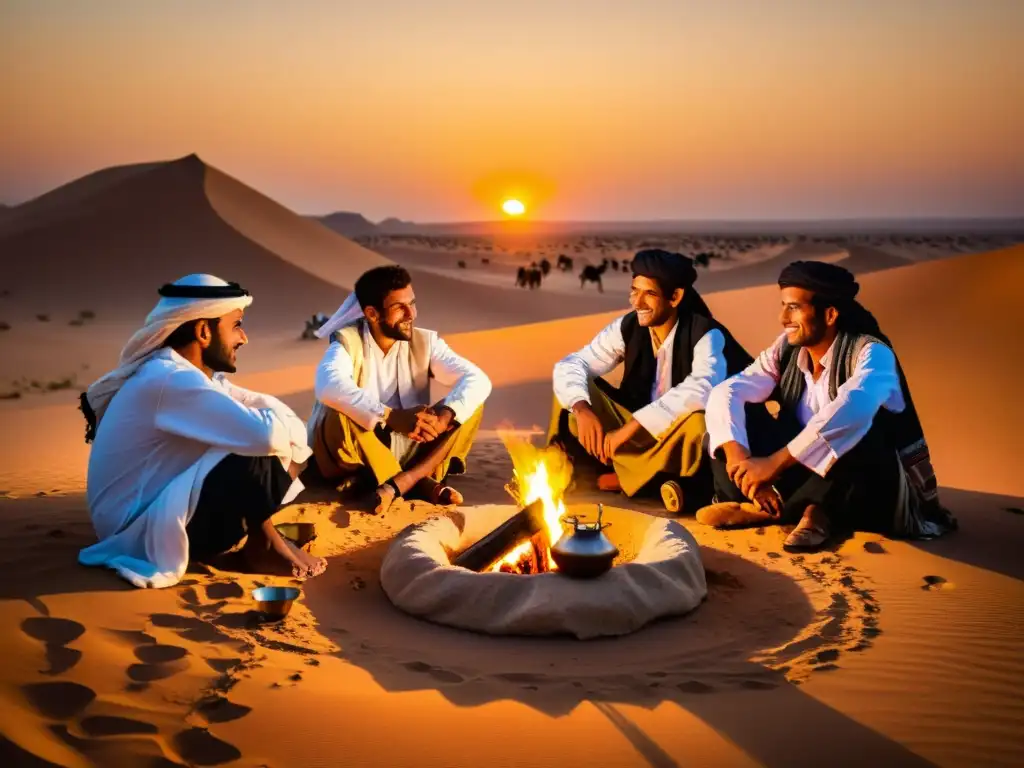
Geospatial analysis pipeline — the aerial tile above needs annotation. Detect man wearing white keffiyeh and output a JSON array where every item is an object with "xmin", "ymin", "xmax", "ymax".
[{"xmin": 79, "ymin": 274, "xmax": 327, "ymax": 587}]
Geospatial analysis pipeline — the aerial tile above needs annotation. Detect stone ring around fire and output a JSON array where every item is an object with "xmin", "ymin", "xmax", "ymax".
[{"xmin": 380, "ymin": 504, "xmax": 708, "ymax": 640}]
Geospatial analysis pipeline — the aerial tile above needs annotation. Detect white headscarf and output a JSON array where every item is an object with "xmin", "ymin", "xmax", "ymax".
[
  {"xmin": 81, "ymin": 274, "xmax": 253, "ymax": 440},
  {"xmin": 313, "ymin": 292, "xmax": 365, "ymax": 339}
]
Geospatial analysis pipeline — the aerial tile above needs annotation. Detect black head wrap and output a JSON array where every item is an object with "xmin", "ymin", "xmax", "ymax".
[
  {"xmin": 778, "ymin": 260, "xmax": 889, "ymax": 341},
  {"xmin": 778, "ymin": 261, "xmax": 859, "ymax": 304},
  {"xmin": 631, "ymin": 248, "xmax": 712, "ymax": 316},
  {"xmin": 631, "ymin": 249, "xmax": 697, "ymax": 291}
]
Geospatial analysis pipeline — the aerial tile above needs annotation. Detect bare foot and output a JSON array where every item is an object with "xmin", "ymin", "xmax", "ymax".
[
  {"xmin": 244, "ymin": 522, "xmax": 327, "ymax": 579},
  {"xmin": 597, "ymin": 472, "xmax": 621, "ymax": 492},
  {"xmin": 374, "ymin": 483, "xmax": 397, "ymax": 515},
  {"xmin": 416, "ymin": 477, "xmax": 463, "ymax": 506}
]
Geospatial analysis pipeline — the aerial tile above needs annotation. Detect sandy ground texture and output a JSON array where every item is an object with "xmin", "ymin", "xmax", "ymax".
[{"xmin": 1, "ymin": 158, "xmax": 1022, "ymax": 766}]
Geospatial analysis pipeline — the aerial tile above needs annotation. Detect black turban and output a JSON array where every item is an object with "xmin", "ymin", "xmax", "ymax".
[
  {"xmin": 631, "ymin": 249, "xmax": 698, "ymax": 292},
  {"xmin": 778, "ymin": 260, "xmax": 859, "ymax": 304}
]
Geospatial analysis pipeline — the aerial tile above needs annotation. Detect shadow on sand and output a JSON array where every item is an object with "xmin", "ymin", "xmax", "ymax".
[{"xmin": 303, "ymin": 506, "xmax": 933, "ymax": 767}]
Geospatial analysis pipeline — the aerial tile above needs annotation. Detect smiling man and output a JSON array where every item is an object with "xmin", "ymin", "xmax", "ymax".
[
  {"xmin": 702, "ymin": 260, "xmax": 956, "ymax": 548},
  {"xmin": 548, "ymin": 249, "xmax": 752, "ymax": 511},
  {"xmin": 307, "ymin": 265, "xmax": 491, "ymax": 514},
  {"xmin": 80, "ymin": 274, "xmax": 323, "ymax": 588}
]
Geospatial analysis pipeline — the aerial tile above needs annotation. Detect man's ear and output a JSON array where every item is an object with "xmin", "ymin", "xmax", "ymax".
[
  {"xmin": 364, "ymin": 306, "xmax": 380, "ymax": 324},
  {"xmin": 195, "ymin": 319, "xmax": 213, "ymax": 348},
  {"xmin": 823, "ymin": 306, "xmax": 839, "ymax": 328},
  {"xmin": 669, "ymin": 288, "xmax": 685, "ymax": 308}
]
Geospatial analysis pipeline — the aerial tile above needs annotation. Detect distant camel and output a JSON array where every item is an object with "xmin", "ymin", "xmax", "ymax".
[
  {"xmin": 516, "ymin": 266, "xmax": 543, "ymax": 289},
  {"xmin": 580, "ymin": 260, "xmax": 608, "ymax": 292},
  {"xmin": 557, "ymin": 254, "xmax": 573, "ymax": 272}
]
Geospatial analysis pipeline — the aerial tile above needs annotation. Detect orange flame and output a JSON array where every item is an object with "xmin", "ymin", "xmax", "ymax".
[{"xmin": 491, "ymin": 429, "xmax": 573, "ymax": 572}]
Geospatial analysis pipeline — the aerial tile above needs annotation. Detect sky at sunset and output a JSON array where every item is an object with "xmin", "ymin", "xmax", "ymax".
[{"xmin": 2, "ymin": 0, "xmax": 1022, "ymax": 222}]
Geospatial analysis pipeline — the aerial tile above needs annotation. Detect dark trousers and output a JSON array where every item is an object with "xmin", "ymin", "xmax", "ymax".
[
  {"xmin": 186, "ymin": 454, "xmax": 292, "ymax": 560},
  {"xmin": 711, "ymin": 404, "xmax": 900, "ymax": 533}
]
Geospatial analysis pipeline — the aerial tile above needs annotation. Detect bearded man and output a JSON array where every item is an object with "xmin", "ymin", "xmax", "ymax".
[
  {"xmin": 307, "ymin": 265, "xmax": 492, "ymax": 514},
  {"xmin": 80, "ymin": 274, "xmax": 324, "ymax": 587}
]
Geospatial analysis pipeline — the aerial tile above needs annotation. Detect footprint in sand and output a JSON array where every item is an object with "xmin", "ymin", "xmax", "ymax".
[
  {"xmin": 863, "ymin": 541, "xmax": 887, "ymax": 554},
  {"xmin": 403, "ymin": 661, "xmax": 465, "ymax": 684},
  {"xmin": 195, "ymin": 694, "xmax": 252, "ymax": 724},
  {"xmin": 173, "ymin": 728, "xmax": 241, "ymax": 767},
  {"xmin": 150, "ymin": 614, "xmax": 233, "ymax": 644},
  {"xmin": 704, "ymin": 570, "xmax": 743, "ymax": 589},
  {"xmin": 21, "ymin": 617, "xmax": 85, "ymax": 675},
  {"xmin": 128, "ymin": 643, "xmax": 190, "ymax": 682},
  {"xmin": 205, "ymin": 582, "xmax": 244, "ymax": 600},
  {"xmin": 922, "ymin": 575, "xmax": 955, "ymax": 591},
  {"xmin": 79, "ymin": 715, "xmax": 159, "ymax": 737},
  {"xmin": 22, "ymin": 681, "xmax": 96, "ymax": 720},
  {"xmin": 205, "ymin": 657, "xmax": 243, "ymax": 674}
]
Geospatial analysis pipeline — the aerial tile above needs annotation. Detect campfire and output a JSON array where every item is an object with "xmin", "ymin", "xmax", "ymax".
[
  {"xmin": 451, "ymin": 430, "xmax": 593, "ymax": 576},
  {"xmin": 492, "ymin": 437, "xmax": 572, "ymax": 574}
]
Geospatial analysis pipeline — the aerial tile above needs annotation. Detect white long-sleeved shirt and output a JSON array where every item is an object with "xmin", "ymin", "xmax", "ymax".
[
  {"xmin": 552, "ymin": 315, "xmax": 727, "ymax": 439},
  {"xmin": 86, "ymin": 348, "xmax": 310, "ymax": 539},
  {"xmin": 314, "ymin": 324, "xmax": 492, "ymax": 432},
  {"xmin": 705, "ymin": 332, "xmax": 905, "ymax": 477}
]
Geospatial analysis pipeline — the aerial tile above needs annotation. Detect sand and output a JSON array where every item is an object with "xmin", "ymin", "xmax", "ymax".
[{"xmin": 1, "ymin": 159, "xmax": 1022, "ymax": 767}]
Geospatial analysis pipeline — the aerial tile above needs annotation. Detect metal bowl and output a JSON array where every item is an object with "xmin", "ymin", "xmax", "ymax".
[{"xmin": 251, "ymin": 586, "xmax": 300, "ymax": 621}]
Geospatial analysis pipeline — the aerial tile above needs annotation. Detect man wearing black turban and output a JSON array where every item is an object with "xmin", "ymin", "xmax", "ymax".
[
  {"xmin": 702, "ymin": 260, "xmax": 955, "ymax": 548},
  {"xmin": 549, "ymin": 249, "xmax": 752, "ymax": 511}
]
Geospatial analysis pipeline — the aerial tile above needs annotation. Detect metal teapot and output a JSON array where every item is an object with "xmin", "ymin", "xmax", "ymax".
[{"xmin": 551, "ymin": 504, "xmax": 620, "ymax": 579}]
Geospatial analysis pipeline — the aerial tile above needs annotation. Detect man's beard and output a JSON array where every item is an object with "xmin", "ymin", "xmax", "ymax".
[
  {"xmin": 202, "ymin": 334, "xmax": 237, "ymax": 373},
  {"xmin": 380, "ymin": 318, "xmax": 413, "ymax": 342}
]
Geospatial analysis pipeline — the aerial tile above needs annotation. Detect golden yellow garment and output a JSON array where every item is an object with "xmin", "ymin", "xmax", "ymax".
[
  {"xmin": 313, "ymin": 404, "xmax": 483, "ymax": 485},
  {"xmin": 547, "ymin": 379, "xmax": 706, "ymax": 497}
]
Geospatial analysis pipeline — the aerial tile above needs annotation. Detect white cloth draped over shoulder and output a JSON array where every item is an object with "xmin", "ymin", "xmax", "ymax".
[
  {"xmin": 308, "ymin": 291, "xmax": 492, "ymax": 456},
  {"xmin": 79, "ymin": 275, "xmax": 311, "ymax": 588}
]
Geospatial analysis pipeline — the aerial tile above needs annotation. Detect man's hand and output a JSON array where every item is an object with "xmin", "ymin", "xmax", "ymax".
[
  {"xmin": 751, "ymin": 485, "xmax": 783, "ymax": 517},
  {"xmin": 720, "ymin": 441, "xmax": 751, "ymax": 483},
  {"xmin": 386, "ymin": 406, "xmax": 437, "ymax": 441},
  {"xmin": 603, "ymin": 420, "xmax": 641, "ymax": 463},
  {"xmin": 729, "ymin": 454, "xmax": 782, "ymax": 501},
  {"xmin": 572, "ymin": 401, "xmax": 606, "ymax": 463},
  {"xmin": 410, "ymin": 405, "xmax": 455, "ymax": 443}
]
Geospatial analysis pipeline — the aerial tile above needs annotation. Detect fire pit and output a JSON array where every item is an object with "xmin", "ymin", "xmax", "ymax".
[{"xmin": 379, "ymin": 436, "xmax": 707, "ymax": 639}]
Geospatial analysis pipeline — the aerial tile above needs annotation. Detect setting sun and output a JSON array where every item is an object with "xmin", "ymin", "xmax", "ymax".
[{"xmin": 502, "ymin": 199, "xmax": 526, "ymax": 216}]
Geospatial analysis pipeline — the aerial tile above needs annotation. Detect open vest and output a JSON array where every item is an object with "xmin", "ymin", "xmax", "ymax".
[
  {"xmin": 775, "ymin": 332, "xmax": 927, "ymax": 460},
  {"xmin": 332, "ymin": 320, "xmax": 433, "ymax": 406},
  {"xmin": 618, "ymin": 307, "xmax": 754, "ymax": 413},
  {"xmin": 308, "ymin": 321, "xmax": 433, "ymax": 477}
]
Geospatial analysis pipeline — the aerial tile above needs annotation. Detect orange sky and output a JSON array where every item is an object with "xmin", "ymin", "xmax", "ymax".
[{"xmin": 1, "ymin": 1, "xmax": 1022, "ymax": 221}]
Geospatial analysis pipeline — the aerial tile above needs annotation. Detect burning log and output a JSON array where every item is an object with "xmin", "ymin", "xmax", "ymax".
[
  {"xmin": 497, "ymin": 532, "xmax": 551, "ymax": 575},
  {"xmin": 451, "ymin": 499, "xmax": 546, "ymax": 573}
]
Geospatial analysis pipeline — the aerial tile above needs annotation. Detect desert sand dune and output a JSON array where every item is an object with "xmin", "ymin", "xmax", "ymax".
[
  {"xmin": 0, "ymin": 162, "xmax": 1022, "ymax": 767},
  {"xmin": 439, "ymin": 244, "xmax": 1023, "ymax": 498},
  {"xmin": 0, "ymin": 160, "xmax": 165, "ymax": 238},
  {"xmin": 0, "ymin": 155, "xmax": 359, "ymax": 330}
]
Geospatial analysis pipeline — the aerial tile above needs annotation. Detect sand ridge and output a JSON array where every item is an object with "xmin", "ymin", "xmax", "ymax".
[{"xmin": 1, "ymin": 159, "xmax": 1022, "ymax": 766}]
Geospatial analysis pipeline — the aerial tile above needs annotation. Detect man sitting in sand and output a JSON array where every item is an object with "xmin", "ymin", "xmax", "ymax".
[
  {"xmin": 307, "ymin": 265, "xmax": 492, "ymax": 514},
  {"xmin": 79, "ymin": 274, "xmax": 326, "ymax": 588},
  {"xmin": 548, "ymin": 249, "xmax": 753, "ymax": 512},
  {"xmin": 701, "ymin": 260, "xmax": 957, "ymax": 548}
]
